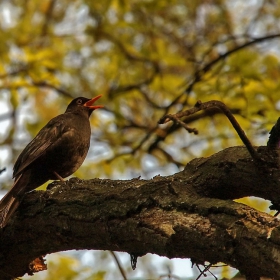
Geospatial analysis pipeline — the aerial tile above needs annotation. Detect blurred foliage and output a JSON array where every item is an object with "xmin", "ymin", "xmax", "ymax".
[{"xmin": 1, "ymin": 0, "xmax": 280, "ymax": 279}]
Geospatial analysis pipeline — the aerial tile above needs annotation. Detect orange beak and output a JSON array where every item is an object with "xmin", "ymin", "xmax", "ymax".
[{"xmin": 84, "ymin": 95, "xmax": 104, "ymax": 110}]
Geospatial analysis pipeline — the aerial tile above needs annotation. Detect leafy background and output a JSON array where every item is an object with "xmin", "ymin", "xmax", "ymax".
[{"xmin": 0, "ymin": 0, "xmax": 280, "ymax": 279}]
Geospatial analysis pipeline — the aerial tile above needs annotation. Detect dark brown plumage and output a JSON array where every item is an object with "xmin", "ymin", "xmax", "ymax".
[{"xmin": 0, "ymin": 95, "xmax": 103, "ymax": 228}]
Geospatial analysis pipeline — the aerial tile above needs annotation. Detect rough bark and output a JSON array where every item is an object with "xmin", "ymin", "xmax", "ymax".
[{"xmin": 0, "ymin": 146, "xmax": 280, "ymax": 279}]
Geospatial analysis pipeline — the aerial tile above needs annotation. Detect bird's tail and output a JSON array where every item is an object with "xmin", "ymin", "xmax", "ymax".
[{"xmin": 0, "ymin": 175, "xmax": 23, "ymax": 228}]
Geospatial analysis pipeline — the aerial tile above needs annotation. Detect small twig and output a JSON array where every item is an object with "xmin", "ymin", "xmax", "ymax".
[
  {"xmin": 184, "ymin": 33, "xmax": 280, "ymax": 94},
  {"xmin": 106, "ymin": 125, "xmax": 157, "ymax": 163},
  {"xmin": 32, "ymin": 81, "xmax": 74, "ymax": 98},
  {"xmin": 0, "ymin": 168, "xmax": 6, "ymax": 175},
  {"xmin": 156, "ymin": 147, "xmax": 185, "ymax": 168},
  {"xmin": 0, "ymin": 67, "xmax": 28, "ymax": 80},
  {"xmin": 130, "ymin": 253, "xmax": 138, "ymax": 270},
  {"xmin": 108, "ymin": 67, "xmax": 158, "ymax": 99},
  {"xmin": 40, "ymin": 0, "xmax": 56, "ymax": 37},
  {"xmin": 101, "ymin": 31, "xmax": 154, "ymax": 63},
  {"xmin": 110, "ymin": 251, "xmax": 128, "ymax": 280},
  {"xmin": 139, "ymin": 87, "xmax": 166, "ymax": 109},
  {"xmin": 159, "ymin": 100, "xmax": 261, "ymax": 162},
  {"xmin": 161, "ymin": 114, "xmax": 198, "ymax": 135},
  {"xmin": 195, "ymin": 263, "xmax": 217, "ymax": 280}
]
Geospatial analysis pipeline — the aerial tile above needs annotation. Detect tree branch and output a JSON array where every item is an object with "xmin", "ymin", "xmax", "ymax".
[
  {"xmin": 0, "ymin": 147, "xmax": 280, "ymax": 279},
  {"xmin": 32, "ymin": 81, "xmax": 74, "ymax": 98},
  {"xmin": 184, "ymin": 33, "xmax": 280, "ymax": 94},
  {"xmin": 159, "ymin": 100, "xmax": 261, "ymax": 162}
]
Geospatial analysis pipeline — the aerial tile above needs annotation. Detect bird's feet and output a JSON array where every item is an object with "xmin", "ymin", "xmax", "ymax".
[{"xmin": 53, "ymin": 171, "xmax": 65, "ymax": 182}]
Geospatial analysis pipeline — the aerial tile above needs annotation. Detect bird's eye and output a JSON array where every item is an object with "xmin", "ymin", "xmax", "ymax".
[{"xmin": 77, "ymin": 99, "xmax": 83, "ymax": 105}]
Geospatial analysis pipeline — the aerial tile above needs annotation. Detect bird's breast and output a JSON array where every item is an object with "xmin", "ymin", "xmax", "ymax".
[{"xmin": 46, "ymin": 123, "xmax": 91, "ymax": 178}]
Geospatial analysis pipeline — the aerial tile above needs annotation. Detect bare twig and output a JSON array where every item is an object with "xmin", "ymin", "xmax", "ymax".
[
  {"xmin": 161, "ymin": 114, "xmax": 198, "ymax": 135},
  {"xmin": 156, "ymin": 147, "xmax": 185, "ymax": 168},
  {"xmin": 130, "ymin": 254, "xmax": 138, "ymax": 270},
  {"xmin": 32, "ymin": 81, "xmax": 74, "ymax": 98},
  {"xmin": 138, "ymin": 87, "xmax": 167, "ymax": 109},
  {"xmin": 195, "ymin": 263, "xmax": 217, "ymax": 280},
  {"xmin": 0, "ymin": 67, "xmax": 28, "ymax": 79},
  {"xmin": 0, "ymin": 168, "xmax": 6, "ymax": 175},
  {"xmin": 185, "ymin": 33, "xmax": 280, "ymax": 94},
  {"xmin": 110, "ymin": 251, "xmax": 128, "ymax": 280},
  {"xmin": 101, "ymin": 31, "xmax": 154, "ymax": 63},
  {"xmin": 132, "ymin": 126, "xmax": 158, "ymax": 153},
  {"xmin": 108, "ymin": 71, "xmax": 157, "ymax": 98},
  {"xmin": 40, "ymin": 0, "xmax": 56, "ymax": 37},
  {"xmin": 106, "ymin": 124, "xmax": 157, "ymax": 163},
  {"xmin": 148, "ymin": 34, "xmax": 280, "ymax": 153},
  {"xmin": 159, "ymin": 100, "xmax": 261, "ymax": 162}
]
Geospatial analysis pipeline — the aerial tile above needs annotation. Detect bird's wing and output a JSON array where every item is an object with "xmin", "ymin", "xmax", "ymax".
[{"xmin": 13, "ymin": 115, "xmax": 68, "ymax": 178}]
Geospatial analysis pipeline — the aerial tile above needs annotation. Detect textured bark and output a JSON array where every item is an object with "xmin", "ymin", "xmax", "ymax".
[{"xmin": 0, "ymin": 146, "xmax": 280, "ymax": 279}]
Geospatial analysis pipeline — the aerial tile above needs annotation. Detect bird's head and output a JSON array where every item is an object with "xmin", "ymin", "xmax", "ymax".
[{"xmin": 66, "ymin": 95, "xmax": 104, "ymax": 117}]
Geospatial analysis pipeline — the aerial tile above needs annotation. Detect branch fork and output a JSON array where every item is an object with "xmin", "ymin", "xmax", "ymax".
[{"xmin": 159, "ymin": 100, "xmax": 261, "ymax": 162}]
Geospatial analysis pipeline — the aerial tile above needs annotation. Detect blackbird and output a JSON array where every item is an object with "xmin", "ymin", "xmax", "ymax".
[{"xmin": 0, "ymin": 95, "xmax": 103, "ymax": 228}]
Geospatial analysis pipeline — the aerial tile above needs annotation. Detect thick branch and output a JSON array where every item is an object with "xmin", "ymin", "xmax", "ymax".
[{"xmin": 0, "ymin": 146, "xmax": 280, "ymax": 279}]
